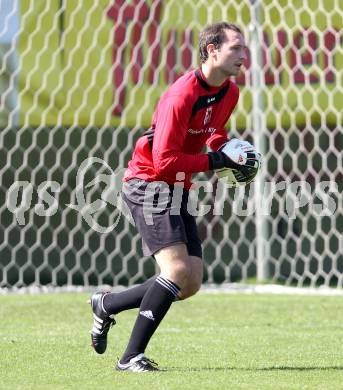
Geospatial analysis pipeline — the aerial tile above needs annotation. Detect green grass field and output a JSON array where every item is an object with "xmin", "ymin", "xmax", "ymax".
[{"xmin": 1, "ymin": 292, "xmax": 343, "ymax": 390}]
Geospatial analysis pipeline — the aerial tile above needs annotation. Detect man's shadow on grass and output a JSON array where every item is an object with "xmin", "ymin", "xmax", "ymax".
[{"xmin": 168, "ymin": 366, "xmax": 343, "ymax": 372}]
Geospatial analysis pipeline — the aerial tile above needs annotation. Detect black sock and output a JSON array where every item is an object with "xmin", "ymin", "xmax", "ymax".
[
  {"xmin": 120, "ymin": 276, "xmax": 180, "ymax": 364},
  {"xmin": 102, "ymin": 277, "xmax": 156, "ymax": 315}
]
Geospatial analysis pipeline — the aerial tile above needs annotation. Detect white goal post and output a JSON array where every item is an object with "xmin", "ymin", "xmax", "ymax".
[{"xmin": 0, "ymin": 0, "xmax": 342, "ymax": 288}]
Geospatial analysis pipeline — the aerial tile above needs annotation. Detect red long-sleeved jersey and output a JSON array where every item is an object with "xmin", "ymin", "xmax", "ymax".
[{"xmin": 124, "ymin": 68, "xmax": 240, "ymax": 189}]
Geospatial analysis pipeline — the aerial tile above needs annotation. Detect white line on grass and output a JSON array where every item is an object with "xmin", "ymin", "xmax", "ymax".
[{"xmin": 1, "ymin": 283, "xmax": 343, "ymax": 296}]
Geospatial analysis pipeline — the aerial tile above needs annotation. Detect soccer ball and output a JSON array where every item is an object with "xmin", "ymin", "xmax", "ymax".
[
  {"xmin": 215, "ymin": 167, "xmax": 245, "ymax": 187},
  {"xmin": 215, "ymin": 139, "xmax": 261, "ymax": 186}
]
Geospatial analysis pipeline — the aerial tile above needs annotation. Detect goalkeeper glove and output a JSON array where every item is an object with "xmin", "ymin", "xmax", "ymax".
[{"xmin": 208, "ymin": 139, "xmax": 261, "ymax": 181}]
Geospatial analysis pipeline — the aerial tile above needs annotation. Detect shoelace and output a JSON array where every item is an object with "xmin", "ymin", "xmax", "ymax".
[
  {"xmin": 141, "ymin": 357, "xmax": 158, "ymax": 368},
  {"xmin": 104, "ymin": 316, "xmax": 115, "ymax": 330}
]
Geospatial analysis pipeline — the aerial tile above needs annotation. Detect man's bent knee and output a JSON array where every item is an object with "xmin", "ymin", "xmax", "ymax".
[
  {"xmin": 178, "ymin": 279, "xmax": 202, "ymax": 300},
  {"xmin": 162, "ymin": 261, "xmax": 191, "ymax": 286},
  {"xmin": 154, "ymin": 243, "xmax": 192, "ymax": 288},
  {"xmin": 178, "ymin": 255, "xmax": 203, "ymax": 300}
]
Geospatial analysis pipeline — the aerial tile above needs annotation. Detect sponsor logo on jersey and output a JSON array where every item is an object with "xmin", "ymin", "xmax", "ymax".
[{"xmin": 188, "ymin": 127, "xmax": 216, "ymax": 135}]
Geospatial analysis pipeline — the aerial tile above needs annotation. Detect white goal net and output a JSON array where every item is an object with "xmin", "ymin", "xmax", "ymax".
[{"xmin": 0, "ymin": 0, "xmax": 342, "ymax": 288}]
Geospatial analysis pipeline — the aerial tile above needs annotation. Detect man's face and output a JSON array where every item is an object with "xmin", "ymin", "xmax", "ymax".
[{"xmin": 213, "ymin": 29, "xmax": 248, "ymax": 76}]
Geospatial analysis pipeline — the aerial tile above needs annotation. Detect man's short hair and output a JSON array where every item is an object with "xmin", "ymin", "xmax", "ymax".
[{"xmin": 199, "ymin": 22, "xmax": 242, "ymax": 63}]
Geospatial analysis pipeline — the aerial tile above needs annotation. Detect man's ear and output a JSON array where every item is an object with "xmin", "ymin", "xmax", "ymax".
[{"xmin": 207, "ymin": 43, "xmax": 217, "ymax": 58}]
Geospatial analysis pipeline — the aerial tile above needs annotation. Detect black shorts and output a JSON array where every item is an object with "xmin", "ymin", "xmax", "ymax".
[{"xmin": 121, "ymin": 179, "xmax": 202, "ymax": 258}]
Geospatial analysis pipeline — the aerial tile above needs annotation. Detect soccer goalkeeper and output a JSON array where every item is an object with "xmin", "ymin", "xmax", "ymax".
[{"xmin": 90, "ymin": 22, "xmax": 259, "ymax": 372}]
